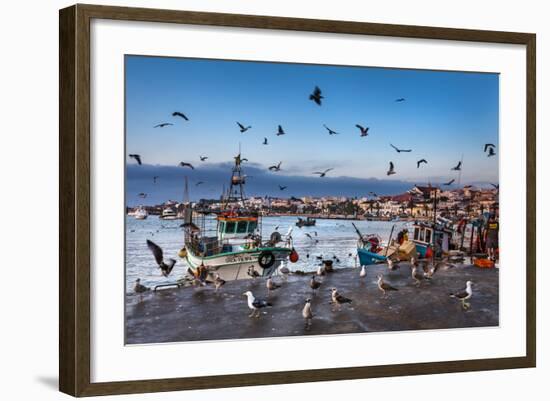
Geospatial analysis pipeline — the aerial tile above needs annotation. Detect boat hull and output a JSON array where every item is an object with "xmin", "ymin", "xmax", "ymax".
[
  {"xmin": 357, "ymin": 248, "xmax": 388, "ymax": 266},
  {"xmin": 185, "ymin": 247, "xmax": 293, "ymax": 281}
]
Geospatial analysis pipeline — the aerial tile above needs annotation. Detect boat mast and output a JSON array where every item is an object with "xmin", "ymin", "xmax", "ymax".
[{"xmin": 223, "ymin": 144, "xmax": 247, "ymax": 208}]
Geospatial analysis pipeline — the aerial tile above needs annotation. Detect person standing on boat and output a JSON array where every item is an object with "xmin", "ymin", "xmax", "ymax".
[{"xmin": 485, "ymin": 214, "xmax": 499, "ymax": 261}]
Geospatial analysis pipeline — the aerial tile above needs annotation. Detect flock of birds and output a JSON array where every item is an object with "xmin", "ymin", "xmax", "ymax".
[
  {"xmin": 128, "ymin": 85, "xmax": 498, "ymax": 197},
  {"xmin": 134, "ymin": 239, "xmax": 475, "ymax": 331}
]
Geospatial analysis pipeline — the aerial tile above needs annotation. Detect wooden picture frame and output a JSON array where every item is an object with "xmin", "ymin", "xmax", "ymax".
[{"xmin": 59, "ymin": 3, "xmax": 536, "ymax": 397}]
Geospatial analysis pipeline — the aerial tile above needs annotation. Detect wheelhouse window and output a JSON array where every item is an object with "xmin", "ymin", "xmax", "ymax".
[
  {"xmin": 236, "ymin": 221, "xmax": 248, "ymax": 233},
  {"xmin": 414, "ymin": 227, "xmax": 420, "ymax": 241},
  {"xmin": 248, "ymin": 220, "xmax": 258, "ymax": 233},
  {"xmin": 425, "ymin": 229, "xmax": 432, "ymax": 243},
  {"xmin": 225, "ymin": 221, "xmax": 236, "ymax": 234},
  {"xmin": 218, "ymin": 222, "xmax": 225, "ymax": 233}
]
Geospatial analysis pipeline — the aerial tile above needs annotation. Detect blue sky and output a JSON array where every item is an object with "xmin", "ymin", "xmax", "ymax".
[{"xmin": 125, "ymin": 55, "xmax": 499, "ymax": 205}]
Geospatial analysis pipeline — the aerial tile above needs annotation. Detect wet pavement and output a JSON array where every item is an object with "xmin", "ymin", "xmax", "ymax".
[{"xmin": 125, "ymin": 262, "xmax": 498, "ymax": 344}]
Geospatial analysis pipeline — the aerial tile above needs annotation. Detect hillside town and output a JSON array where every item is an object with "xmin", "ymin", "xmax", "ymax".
[{"xmin": 128, "ymin": 184, "xmax": 499, "ymax": 222}]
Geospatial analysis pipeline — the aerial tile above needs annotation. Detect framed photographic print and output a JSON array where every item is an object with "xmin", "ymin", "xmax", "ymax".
[{"xmin": 59, "ymin": 4, "xmax": 536, "ymax": 397}]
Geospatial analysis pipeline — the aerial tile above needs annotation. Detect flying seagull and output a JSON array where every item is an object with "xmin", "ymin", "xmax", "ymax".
[
  {"xmin": 276, "ymin": 125, "xmax": 286, "ymax": 136},
  {"xmin": 279, "ymin": 185, "xmax": 287, "ymax": 191},
  {"xmin": 269, "ymin": 162, "xmax": 282, "ymax": 171},
  {"xmin": 395, "ymin": 98, "xmax": 406, "ymax": 102},
  {"xmin": 133, "ymin": 278, "xmax": 150, "ymax": 294},
  {"xmin": 377, "ymin": 274, "xmax": 398, "ymax": 297},
  {"xmin": 484, "ymin": 143, "xmax": 496, "ymax": 153},
  {"xmin": 243, "ymin": 291, "xmax": 272, "ymax": 318},
  {"xmin": 195, "ymin": 181, "xmax": 204, "ymax": 186},
  {"xmin": 200, "ymin": 155, "xmax": 208, "ymax": 161},
  {"xmin": 309, "ymin": 86, "xmax": 323, "ymax": 105},
  {"xmin": 154, "ymin": 122, "xmax": 173, "ymax": 128},
  {"xmin": 451, "ymin": 161, "xmax": 462, "ymax": 171},
  {"xmin": 138, "ymin": 192, "xmax": 147, "ymax": 198},
  {"xmin": 146, "ymin": 239, "xmax": 176, "ymax": 277},
  {"xmin": 237, "ymin": 122, "xmax": 251, "ymax": 133},
  {"xmin": 387, "ymin": 161, "xmax": 396, "ymax": 176},
  {"xmin": 178, "ymin": 162, "xmax": 194, "ymax": 169},
  {"xmin": 490, "ymin": 183, "xmax": 499, "ymax": 190},
  {"xmin": 487, "ymin": 147, "xmax": 496, "ymax": 157},
  {"xmin": 323, "ymin": 124, "xmax": 340, "ymax": 135},
  {"xmin": 129, "ymin": 154, "xmax": 142, "ymax": 165},
  {"xmin": 443, "ymin": 179, "xmax": 455, "ymax": 186},
  {"xmin": 263, "ymin": 137, "xmax": 268, "ymax": 145},
  {"xmin": 355, "ymin": 124, "xmax": 370, "ymax": 137},
  {"xmin": 390, "ymin": 144, "xmax": 412, "ymax": 153},
  {"xmin": 302, "ymin": 299, "xmax": 314, "ymax": 330},
  {"xmin": 153, "ymin": 176, "xmax": 159, "ymax": 184},
  {"xmin": 450, "ymin": 280, "xmax": 474, "ymax": 309},
  {"xmin": 172, "ymin": 111, "xmax": 189, "ymax": 121},
  {"xmin": 417, "ymin": 159, "xmax": 428, "ymax": 168},
  {"xmin": 313, "ymin": 168, "xmax": 334, "ymax": 177},
  {"xmin": 330, "ymin": 288, "xmax": 352, "ymax": 311}
]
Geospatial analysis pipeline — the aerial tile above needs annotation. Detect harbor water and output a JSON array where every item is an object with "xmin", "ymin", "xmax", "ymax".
[{"xmin": 125, "ymin": 215, "xmax": 411, "ymax": 291}]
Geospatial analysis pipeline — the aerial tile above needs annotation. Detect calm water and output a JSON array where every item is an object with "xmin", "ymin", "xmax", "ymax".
[{"xmin": 125, "ymin": 215, "xmax": 410, "ymax": 291}]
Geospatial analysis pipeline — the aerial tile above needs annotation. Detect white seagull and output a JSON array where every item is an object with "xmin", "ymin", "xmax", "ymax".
[
  {"xmin": 302, "ymin": 299, "xmax": 313, "ymax": 330},
  {"xmin": 450, "ymin": 281, "xmax": 474, "ymax": 309},
  {"xmin": 243, "ymin": 291, "xmax": 272, "ymax": 318}
]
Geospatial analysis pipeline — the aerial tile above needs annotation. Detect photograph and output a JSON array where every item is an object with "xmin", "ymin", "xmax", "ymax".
[{"xmin": 124, "ymin": 55, "xmax": 500, "ymax": 345}]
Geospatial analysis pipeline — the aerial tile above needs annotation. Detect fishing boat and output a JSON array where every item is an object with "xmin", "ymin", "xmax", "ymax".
[
  {"xmin": 352, "ymin": 223, "xmax": 389, "ymax": 266},
  {"xmin": 159, "ymin": 207, "xmax": 177, "ymax": 220},
  {"xmin": 411, "ymin": 219, "xmax": 454, "ymax": 258},
  {"xmin": 296, "ymin": 217, "xmax": 316, "ymax": 227},
  {"xmin": 181, "ymin": 153, "xmax": 297, "ymax": 281},
  {"xmin": 134, "ymin": 206, "xmax": 148, "ymax": 220}
]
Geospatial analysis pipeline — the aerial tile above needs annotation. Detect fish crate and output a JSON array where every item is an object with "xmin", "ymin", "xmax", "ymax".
[{"xmin": 473, "ymin": 257, "xmax": 495, "ymax": 269}]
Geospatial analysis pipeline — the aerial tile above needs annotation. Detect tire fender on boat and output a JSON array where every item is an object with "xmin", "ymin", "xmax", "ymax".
[{"xmin": 258, "ymin": 251, "xmax": 275, "ymax": 269}]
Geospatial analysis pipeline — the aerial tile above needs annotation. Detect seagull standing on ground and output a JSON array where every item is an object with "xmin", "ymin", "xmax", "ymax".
[
  {"xmin": 302, "ymin": 299, "xmax": 313, "ymax": 330},
  {"xmin": 247, "ymin": 266, "xmax": 260, "ymax": 280},
  {"xmin": 359, "ymin": 265, "xmax": 367, "ymax": 278},
  {"xmin": 133, "ymin": 278, "xmax": 149, "ymax": 294},
  {"xmin": 266, "ymin": 277, "xmax": 281, "ymax": 294},
  {"xmin": 278, "ymin": 262, "xmax": 290, "ymax": 281},
  {"xmin": 129, "ymin": 154, "xmax": 142, "ymax": 165},
  {"xmin": 146, "ymin": 240, "xmax": 176, "ymax": 277},
  {"xmin": 330, "ymin": 288, "xmax": 353, "ymax": 311},
  {"xmin": 411, "ymin": 266, "xmax": 428, "ymax": 287},
  {"xmin": 310, "ymin": 275, "xmax": 322, "ymax": 295},
  {"xmin": 213, "ymin": 273, "xmax": 226, "ymax": 291},
  {"xmin": 377, "ymin": 274, "xmax": 398, "ymax": 297},
  {"xmin": 309, "ymin": 86, "xmax": 323, "ymax": 105},
  {"xmin": 243, "ymin": 291, "xmax": 272, "ymax": 318},
  {"xmin": 450, "ymin": 281, "xmax": 474, "ymax": 309}
]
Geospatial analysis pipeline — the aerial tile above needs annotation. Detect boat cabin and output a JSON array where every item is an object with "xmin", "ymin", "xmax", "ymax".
[
  {"xmin": 412, "ymin": 222, "xmax": 453, "ymax": 257},
  {"xmin": 217, "ymin": 215, "xmax": 258, "ymax": 240}
]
